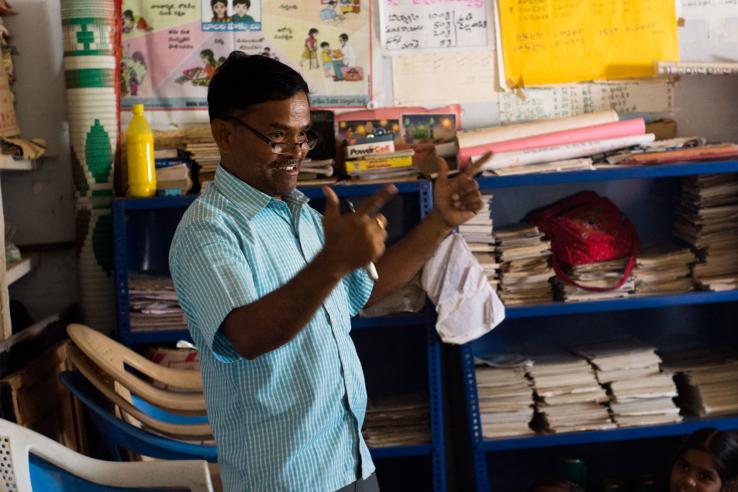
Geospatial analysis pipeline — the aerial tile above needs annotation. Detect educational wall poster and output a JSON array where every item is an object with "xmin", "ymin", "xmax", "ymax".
[
  {"xmin": 392, "ymin": 51, "xmax": 498, "ymax": 105},
  {"xmin": 498, "ymin": 81, "xmax": 675, "ymax": 123},
  {"xmin": 496, "ymin": 0, "xmax": 679, "ymax": 87},
  {"xmin": 120, "ymin": 0, "xmax": 372, "ymax": 112},
  {"xmin": 680, "ymin": 0, "xmax": 738, "ymax": 20},
  {"xmin": 379, "ymin": 0, "xmax": 491, "ymax": 52}
]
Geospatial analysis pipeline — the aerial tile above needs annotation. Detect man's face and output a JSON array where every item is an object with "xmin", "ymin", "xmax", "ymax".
[
  {"xmin": 123, "ymin": 16, "xmax": 134, "ymax": 29},
  {"xmin": 340, "ymin": 37, "xmax": 346, "ymax": 46},
  {"xmin": 221, "ymin": 92, "xmax": 311, "ymax": 197},
  {"xmin": 234, "ymin": 3, "xmax": 247, "ymax": 15}
]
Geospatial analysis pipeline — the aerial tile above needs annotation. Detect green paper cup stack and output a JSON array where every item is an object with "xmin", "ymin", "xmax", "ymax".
[{"xmin": 62, "ymin": 0, "xmax": 117, "ymax": 334}]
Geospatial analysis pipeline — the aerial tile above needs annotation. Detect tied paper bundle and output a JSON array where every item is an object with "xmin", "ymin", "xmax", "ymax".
[{"xmin": 421, "ymin": 234, "xmax": 505, "ymax": 344}]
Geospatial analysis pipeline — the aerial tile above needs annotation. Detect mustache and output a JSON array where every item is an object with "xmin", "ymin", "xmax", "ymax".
[{"xmin": 270, "ymin": 158, "xmax": 301, "ymax": 169}]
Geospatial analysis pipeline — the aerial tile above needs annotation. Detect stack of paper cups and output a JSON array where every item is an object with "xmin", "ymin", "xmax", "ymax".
[{"xmin": 62, "ymin": 0, "xmax": 117, "ymax": 334}]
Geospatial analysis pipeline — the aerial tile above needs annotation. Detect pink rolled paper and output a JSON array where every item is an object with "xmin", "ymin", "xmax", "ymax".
[{"xmin": 458, "ymin": 118, "xmax": 646, "ymax": 167}]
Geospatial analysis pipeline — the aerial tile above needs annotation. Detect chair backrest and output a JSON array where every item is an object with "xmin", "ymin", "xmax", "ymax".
[
  {"xmin": 66, "ymin": 323, "xmax": 206, "ymax": 412},
  {"xmin": 0, "ymin": 417, "xmax": 214, "ymax": 492},
  {"xmin": 68, "ymin": 347, "xmax": 213, "ymax": 440},
  {"xmin": 58, "ymin": 371, "xmax": 218, "ymax": 463}
]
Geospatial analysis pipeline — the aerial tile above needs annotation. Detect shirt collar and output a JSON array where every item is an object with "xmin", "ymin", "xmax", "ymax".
[{"xmin": 213, "ymin": 164, "xmax": 309, "ymax": 219}]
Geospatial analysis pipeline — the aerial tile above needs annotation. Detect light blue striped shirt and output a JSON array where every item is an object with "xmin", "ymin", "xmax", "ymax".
[{"xmin": 169, "ymin": 165, "xmax": 375, "ymax": 491}]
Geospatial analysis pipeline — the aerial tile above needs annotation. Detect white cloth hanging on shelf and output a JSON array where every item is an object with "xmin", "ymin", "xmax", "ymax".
[{"xmin": 421, "ymin": 233, "xmax": 505, "ymax": 344}]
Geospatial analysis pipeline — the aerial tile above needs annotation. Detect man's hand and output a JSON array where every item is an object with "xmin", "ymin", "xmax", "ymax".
[
  {"xmin": 432, "ymin": 152, "xmax": 492, "ymax": 228},
  {"xmin": 321, "ymin": 185, "xmax": 397, "ymax": 275}
]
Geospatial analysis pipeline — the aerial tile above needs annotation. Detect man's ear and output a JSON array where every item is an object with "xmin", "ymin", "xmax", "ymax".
[{"xmin": 211, "ymin": 118, "xmax": 234, "ymax": 154}]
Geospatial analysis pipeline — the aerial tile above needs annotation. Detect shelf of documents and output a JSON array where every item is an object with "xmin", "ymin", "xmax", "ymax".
[
  {"xmin": 480, "ymin": 414, "xmax": 738, "ymax": 452},
  {"xmin": 504, "ymin": 290, "xmax": 738, "ymax": 319},
  {"xmin": 5, "ymin": 257, "xmax": 33, "ymax": 285},
  {"xmin": 476, "ymin": 159, "xmax": 738, "ymax": 189}
]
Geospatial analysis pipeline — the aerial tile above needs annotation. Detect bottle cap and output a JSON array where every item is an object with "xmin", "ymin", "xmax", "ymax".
[{"xmin": 132, "ymin": 103, "xmax": 144, "ymax": 114}]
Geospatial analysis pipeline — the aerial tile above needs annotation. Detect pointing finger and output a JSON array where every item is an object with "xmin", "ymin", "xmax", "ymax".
[
  {"xmin": 465, "ymin": 151, "xmax": 493, "ymax": 176},
  {"xmin": 357, "ymin": 184, "xmax": 398, "ymax": 217},
  {"xmin": 322, "ymin": 186, "xmax": 340, "ymax": 219}
]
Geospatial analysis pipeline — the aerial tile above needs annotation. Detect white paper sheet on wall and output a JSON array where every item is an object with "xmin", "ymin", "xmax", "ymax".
[
  {"xmin": 498, "ymin": 81, "xmax": 675, "ymax": 123},
  {"xmin": 679, "ymin": 18, "xmax": 738, "ymax": 62},
  {"xmin": 392, "ymin": 52, "xmax": 498, "ymax": 106},
  {"xmin": 378, "ymin": 0, "xmax": 491, "ymax": 52},
  {"xmin": 680, "ymin": 0, "xmax": 738, "ymax": 20}
]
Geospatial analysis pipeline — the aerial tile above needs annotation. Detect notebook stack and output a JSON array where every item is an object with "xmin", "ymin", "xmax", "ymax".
[
  {"xmin": 494, "ymin": 224, "xmax": 554, "ymax": 305},
  {"xmin": 674, "ymin": 174, "xmax": 738, "ymax": 291},
  {"xmin": 475, "ymin": 354, "xmax": 535, "ymax": 438},
  {"xmin": 633, "ymin": 245, "xmax": 696, "ymax": 296},
  {"xmin": 362, "ymin": 393, "xmax": 431, "ymax": 447},
  {"xmin": 459, "ymin": 195, "xmax": 498, "ymax": 289},
  {"xmin": 662, "ymin": 349, "xmax": 738, "ymax": 417},
  {"xmin": 182, "ymin": 141, "xmax": 219, "ymax": 190},
  {"xmin": 128, "ymin": 274, "xmax": 187, "ymax": 332},
  {"xmin": 556, "ymin": 258, "xmax": 635, "ymax": 302},
  {"xmin": 298, "ymin": 158, "xmax": 336, "ymax": 184},
  {"xmin": 574, "ymin": 339, "xmax": 681, "ymax": 427},
  {"xmin": 529, "ymin": 352, "xmax": 613, "ymax": 434}
]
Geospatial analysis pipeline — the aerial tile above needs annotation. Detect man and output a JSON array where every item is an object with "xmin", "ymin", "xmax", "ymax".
[
  {"xmin": 338, "ymin": 33, "xmax": 355, "ymax": 68},
  {"xmin": 169, "ymin": 52, "xmax": 488, "ymax": 491}
]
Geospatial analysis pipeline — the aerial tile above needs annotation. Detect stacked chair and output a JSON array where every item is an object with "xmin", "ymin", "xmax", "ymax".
[
  {"xmin": 0, "ymin": 417, "xmax": 213, "ymax": 491},
  {"xmin": 60, "ymin": 323, "xmax": 216, "ymax": 464}
]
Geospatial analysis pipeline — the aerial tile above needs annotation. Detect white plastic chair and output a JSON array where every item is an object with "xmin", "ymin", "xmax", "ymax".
[{"xmin": 0, "ymin": 418, "xmax": 214, "ymax": 492}]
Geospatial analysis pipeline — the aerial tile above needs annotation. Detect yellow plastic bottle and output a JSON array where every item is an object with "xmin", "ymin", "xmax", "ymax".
[{"xmin": 126, "ymin": 103, "xmax": 156, "ymax": 197}]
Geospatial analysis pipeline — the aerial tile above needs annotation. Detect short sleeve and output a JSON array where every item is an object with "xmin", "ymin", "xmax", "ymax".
[
  {"xmin": 170, "ymin": 220, "xmax": 257, "ymax": 363},
  {"xmin": 342, "ymin": 267, "xmax": 375, "ymax": 317}
]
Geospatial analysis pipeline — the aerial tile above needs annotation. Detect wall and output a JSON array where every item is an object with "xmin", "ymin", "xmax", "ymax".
[{"xmin": 2, "ymin": 0, "xmax": 738, "ymax": 324}]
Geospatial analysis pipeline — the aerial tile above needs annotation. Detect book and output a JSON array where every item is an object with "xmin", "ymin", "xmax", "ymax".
[
  {"xmin": 345, "ymin": 150, "xmax": 415, "ymax": 174},
  {"xmin": 345, "ymin": 133, "xmax": 395, "ymax": 158}
]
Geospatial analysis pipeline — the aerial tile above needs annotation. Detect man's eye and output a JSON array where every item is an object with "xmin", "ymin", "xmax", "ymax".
[
  {"xmin": 700, "ymin": 471, "xmax": 716, "ymax": 483},
  {"xmin": 269, "ymin": 132, "xmax": 286, "ymax": 141}
]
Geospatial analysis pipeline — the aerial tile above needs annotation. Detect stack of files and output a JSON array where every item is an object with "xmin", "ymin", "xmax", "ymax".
[
  {"xmin": 128, "ymin": 274, "xmax": 187, "ymax": 332},
  {"xmin": 156, "ymin": 163, "xmax": 193, "ymax": 195},
  {"xmin": 556, "ymin": 258, "xmax": 634, "ymax": 302},
  {"xmin": 573, "ymin": 338, "xmax": 681, "ymax": 427},
  {"xmin": 662, "ymin": 349, "xmax": 738, "ymax": 417},
  {"xmin": 495, "ymin": 224, "xmax": 554, "ymax": 305},
  {"xmin": 633, "ymin": 245, "xmax": 696, "ymax": 295},
  {"xmin": 182, "ymin": 141, "xmax": 220, "ymax": 188},
  {"xmin": 298, "ymin": 158, "xmax": 336, "ymax": 184},
  {"xmin": 674, "ymin": 174, "xmax": 738, "ymax": 291},
  {"xmin": 460, "ymin": 195, "xmax": 499, "ymax": 289},
  {"xmin": 475, "ymin": 354, "xmax": 535, "ymax": 438},
  {"xmin": 455, "ymin": 110, "xmax": 652, "ymax": 173},
  {"xmin": 487, "ymin": 158, "xmax": 594, "ymax": 176},
  {"xmin": 529, "ymin": 352, "xmax": 613, "ymax": 434},
  {"xmin": 362, "ymin": 393, "xmax": 431, "ymax": 447}
]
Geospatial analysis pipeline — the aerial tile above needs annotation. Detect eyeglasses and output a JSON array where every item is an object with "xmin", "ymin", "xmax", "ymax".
[{"xmin": 226, "ymin": 117, "xmax": 319, "ymax": 155}]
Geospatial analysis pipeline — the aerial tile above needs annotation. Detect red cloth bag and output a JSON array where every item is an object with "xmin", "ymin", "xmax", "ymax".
[{"xmin": 527, "ymin": 191, "xmax": 640, "ymax": 291}]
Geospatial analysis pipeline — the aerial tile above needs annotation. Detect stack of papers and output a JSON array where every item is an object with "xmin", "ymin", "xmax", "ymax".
[
  {"xmin": 529, "ymin": 352, "xmax": 613, "ymax": 434},
  {"xmin": 674, "ymin": 174, "xmax": 738, "ymax": 291},
  {"xmin": 128, "ymin": 275, "xmax": 187, "ymax": 332},
  {"xmin": 634, "ymin": 245, "xmax": 696, "ymax": 296},
  {"xmin": 662, "ymin": 349, "xmax": 738, "ymax": 417},
  {"xmin": 556, "ymin": 258, "xmax": 634, "ymax": 302},
  {"xmin": 460, "ymin": 195, "xmax": 499, "ymax": 289},
  {"xmin": 495, "ymin": 224, "xmax": 554, "ymax": 305},
  {"xmin": 298, "ymin": 158, "xmax": 336, "ymax": 185},
  {"xmin": 573, "ymin": 338, "xmax": 680, "ymax": 427},
  {"xmin": 363, "ymin": 393, "xmax": 431, "ymax": 447},
  {"xmin": 475, "ymin": 354, "xmax": 535, "ymax": 438}
]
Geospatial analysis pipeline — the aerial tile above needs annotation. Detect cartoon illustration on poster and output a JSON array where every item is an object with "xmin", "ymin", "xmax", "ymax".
[{"xmin": 121, "ymin": 0, "xmax": 370, "ymax": 112}]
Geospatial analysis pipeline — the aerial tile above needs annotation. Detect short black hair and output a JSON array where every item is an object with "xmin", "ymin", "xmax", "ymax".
[
  {"xmin": 233, "ymin": 0, "xmax": 250, "ymax": 7},
  {"xmin": 123, "ymin": 9, "xmax": 133, "ymax": 19},
  {"xmin": 320, "ymin": 42, "xmax": 329, "ymax": 48},
  {"xmin": 211, "ymin": 0, "xmax": 226, "ymax": 7},
  {"xmin": 339, "ymin": 33, "xmax": 348, "ymax": 41},
  {"xmin": 207, "ymin": 51, "xmax": 309, "ymax": 122},
  {"xmin": 677, "ymin": 428, "xmax": 738, "ymax": 485}
]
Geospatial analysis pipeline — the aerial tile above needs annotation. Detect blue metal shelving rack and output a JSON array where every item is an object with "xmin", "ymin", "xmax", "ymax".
[
  {"xmin": 112, "ymin": 179, "xmax": 447, "ymax": 491},
  {"xmin": 459, "ymin": 159, "xmax": 738, "ymax": 492}
]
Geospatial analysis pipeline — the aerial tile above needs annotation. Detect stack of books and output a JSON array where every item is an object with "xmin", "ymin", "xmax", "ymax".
[
  {"xmin": 633, "ymin": 245, "xmax": 696, "ymax": 296},
  {"xmin": 475, "ymin": 354, "xmax": 535, "ymax": 438},
  {"xmin": 674, "ymin": 174, "xmax": 738, "ymax": 291},
  {"xmin": 663, "ymin": 349, "xmax": 738, "ymax": 417},
  {"xmin": 182, "ymin": 141, "xmax": 219, "ymax": 190},
  {"xmin": 575, "ymin": 339, "xmax": 680, "ymax": 427},
  {"xmin": 128, "ymin": 274, "xmax": 186, "ymax": 332},
  {"xmin": 362, "ymin": 393, "xmax": 431, "ymax": 447},
  {"xmin": 459, "ymin": 195, "xmax": 498, "ymax": 290},
  {"xmin": 494, "ymin": 224, "xmax": 554, "ymax": 305},
  {"xmin": 529, "ymin": 352, "xmax": 614, "ymax": 434},
  {"xmin": 156, "ymin": 162, "xmax": 193, "ymax": 196},
  {"xmin": 298, "ymin": 158, "xmax": 336, "ymax": 184},
  {"xmin": 344, "ymin": 132, "xmax": 417, "ymax": 181},
  {"xmin": 556, "ymin": 259, "xmax": 635, "ymax": 302}
]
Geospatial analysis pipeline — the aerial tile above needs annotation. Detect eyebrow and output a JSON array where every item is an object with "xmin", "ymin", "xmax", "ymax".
[{"xmin": 268, "ymin": 122, "xmax": 313, "ymax": 131}]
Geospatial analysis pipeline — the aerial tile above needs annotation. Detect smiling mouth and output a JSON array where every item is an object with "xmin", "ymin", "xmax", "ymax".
[{"xmin": 272, "ymin": 160, "xmax": 300, "ymax": 173}]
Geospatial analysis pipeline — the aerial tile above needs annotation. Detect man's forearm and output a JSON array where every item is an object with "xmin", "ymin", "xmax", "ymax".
[
  {"xmin": 221, "ymin": 251, "xmax": 347, "ymax": 359},
  {"xmin": 367, "ymin": 208, "xmax": 452, "ymax": 305}
]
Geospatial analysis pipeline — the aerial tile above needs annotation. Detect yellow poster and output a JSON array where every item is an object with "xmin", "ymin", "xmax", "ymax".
[{"xmin": 498, "ymin": 0, "xmax": 679, "ymax": 87}]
